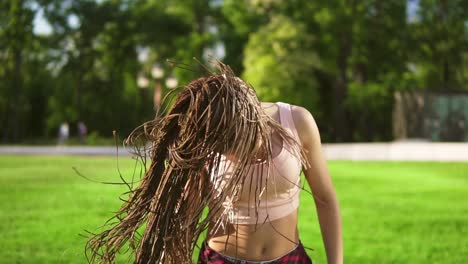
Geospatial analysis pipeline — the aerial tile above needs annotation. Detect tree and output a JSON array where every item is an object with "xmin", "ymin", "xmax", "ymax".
[
  {"xmin": 411, "ymin": 0, "xmax": 468, "ymax": 90},
  {"xmin": 39, "ymin": 0, "xmax": 192, "ymax": 137},
  {"xmin": 294, "ymin": 0, "xmax": 408, "ymax": 141},
  {"xmin": 219, "ymin": 0, "xmax": 267, "ymax": 74},
  {"xmin": 243, "ymin": 15, "xmax": 323, "ymax": 119},
  {"xmin": 0, "ymin": 0, "xmax": 35, "ymax": 142}
]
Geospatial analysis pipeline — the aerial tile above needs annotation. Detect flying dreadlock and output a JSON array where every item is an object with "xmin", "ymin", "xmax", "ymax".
[{"xmin": 86, "ymin": 63, "xmax": 309, "ymax": 263}]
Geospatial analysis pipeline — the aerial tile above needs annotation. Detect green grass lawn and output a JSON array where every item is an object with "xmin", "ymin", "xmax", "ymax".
[{"xmin": 0, "ymin": 156, "xmax": 467, "ymax": 264}]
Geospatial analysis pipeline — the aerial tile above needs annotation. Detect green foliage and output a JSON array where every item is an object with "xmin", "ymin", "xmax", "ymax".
[
  {"xmin": 219, "ymin": 0, "xmax": 266, "ymax": 74},
  {"xmin": 347, "ymin": 82, "xmax": 390, "ymax": 112},
  {"xmin": 409, "ymin": 0, "xmax": 468, "ymax": 90},
  {"xmin": 346, "ymin": 81, "xmax": 393, "ymax": 141},
  {"xmin": 0, "ymin": 0, "xmax": 35, "ymax": 142},
  {"xmin": 243, "ymin": 15, "xmax": 322, "ymax": 118},
  {"xmin": 0, "ymin": 0, "xmax": 467, "ymax": 143},
  {"xmin": 32, "ymin": 0, "xmax": 192, "ymax": 138}
]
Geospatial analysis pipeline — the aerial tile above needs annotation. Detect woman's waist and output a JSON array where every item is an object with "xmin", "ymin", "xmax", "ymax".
[{"xmin": 207, "ymin": 211, "xmax": 299, "ymax": 261}]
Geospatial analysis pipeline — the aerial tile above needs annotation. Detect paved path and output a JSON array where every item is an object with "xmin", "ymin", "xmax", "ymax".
[
  {"xmin": 1, "ymin": 142, "xmax": 467, "ymax": 161},
  {"xmin": 0, "ymin": 146, "xmax": 134, "ymax": 156},
  {"xmin": 322, "ymin": 142, "xmax": 468, "ymax": 161}
]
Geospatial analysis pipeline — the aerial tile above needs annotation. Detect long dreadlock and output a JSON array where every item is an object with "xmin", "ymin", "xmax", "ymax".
[{"xmin": 86, "ymin": 63, "xmax": 309, "ymax": 263}]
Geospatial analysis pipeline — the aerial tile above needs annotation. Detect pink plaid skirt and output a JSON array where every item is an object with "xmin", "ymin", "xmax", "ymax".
[{"xmin": 197, "ymin": 241, "xmax": 312, "ymax": 264}]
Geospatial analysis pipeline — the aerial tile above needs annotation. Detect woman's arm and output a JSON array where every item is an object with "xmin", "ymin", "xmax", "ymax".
[{"xmin": 292, "ymin": 106, "xmax": 343, "ymax": 264}]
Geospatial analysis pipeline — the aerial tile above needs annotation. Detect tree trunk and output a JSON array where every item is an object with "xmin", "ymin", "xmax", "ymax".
[
  {"xmin": 334, "ymin": 29, "xmax": 352, "ymax": 142},
  {"xmin": 194, "ymin": 1, "xmax": 206, "ymax": 61},
  {"xmin": 76, "ymin": 71, "xmax": 82, "ymax": 122},
  {"xmin": 9, "ymin": 47, "xmax": 23, "ymax": 142},
  {"xmin": 439, "ymin": 0, "xmax": 449, "ymax": 90},
  {"xmin": 443, "ymin": 59, "xmax": 449, "ymax": 90},
  {"xmin": 332, "ymin": 0, "xmax": 357, "ymax": 142}
]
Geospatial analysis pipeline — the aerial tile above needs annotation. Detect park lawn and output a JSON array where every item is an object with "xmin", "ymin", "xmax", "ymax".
[{"xmin": 0, "ymin": 156, "xmax": 467, "ymax": 264}]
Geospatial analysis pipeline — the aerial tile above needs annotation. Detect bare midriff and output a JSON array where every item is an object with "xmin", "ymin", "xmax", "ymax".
[{"xmin": 207, "ymin": 209, "xmax": 299, "ymax": 261}]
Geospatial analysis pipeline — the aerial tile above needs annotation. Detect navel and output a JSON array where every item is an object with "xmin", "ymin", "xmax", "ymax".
[{"xmin": 261, "ymin": 246, "xmax": 267, "ymax": 255}]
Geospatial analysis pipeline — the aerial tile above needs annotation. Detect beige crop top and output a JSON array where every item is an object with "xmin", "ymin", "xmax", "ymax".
[{"xmin": 210, "ymin": 102, "xmax": 302, "ymax": 225}]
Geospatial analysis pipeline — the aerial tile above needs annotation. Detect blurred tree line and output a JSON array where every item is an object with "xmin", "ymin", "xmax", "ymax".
[{"xmin": 0, "ymin": 0, "xmax": 467, "ymax": 143}]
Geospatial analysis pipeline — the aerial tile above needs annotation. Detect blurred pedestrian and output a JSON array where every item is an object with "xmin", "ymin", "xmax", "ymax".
[
  {"xmin": 58, "ymin": 122, "xmax": 69, "ymax": 145},
  {"xmin": 78, "ymin": 121, "xmax": 88, "ymax": 144}
]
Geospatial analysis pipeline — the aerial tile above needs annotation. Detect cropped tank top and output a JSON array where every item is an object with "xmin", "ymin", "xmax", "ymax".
[{"xmin": 210, "ymin": 102, "xmax": 302, "ymax": 225}]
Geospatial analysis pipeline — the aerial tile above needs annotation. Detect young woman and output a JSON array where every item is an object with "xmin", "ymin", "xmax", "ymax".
[{"xmin": 87, "ymin": 64, "xmax": 343, "ymax": 264}]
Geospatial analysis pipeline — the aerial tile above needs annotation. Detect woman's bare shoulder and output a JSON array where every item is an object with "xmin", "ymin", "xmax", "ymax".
[
  {"xmin": 290, "ymin": 105, "xmax": 316, "ymax": 127},
  {"xmin": 289, "ymin": 105, "xmax": 321, "ymax": 145}
]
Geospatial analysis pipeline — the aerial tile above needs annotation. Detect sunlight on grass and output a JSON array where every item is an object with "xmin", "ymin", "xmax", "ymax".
[{"xmin": 0, "ymin": 156, "xmax": 467, "ymax": 263}]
